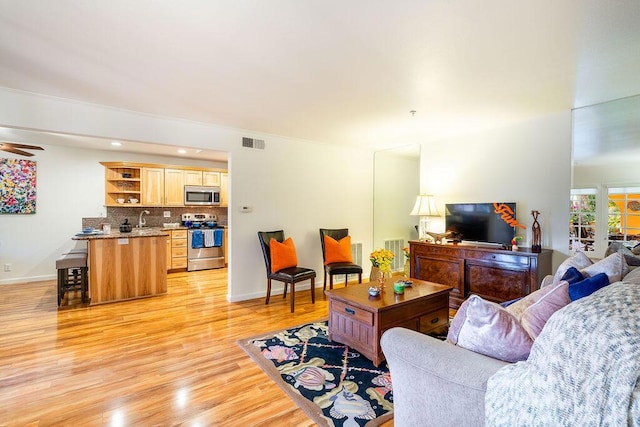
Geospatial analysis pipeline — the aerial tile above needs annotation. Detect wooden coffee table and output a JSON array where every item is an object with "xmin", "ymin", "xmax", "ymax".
[{"xmin": 325, "ymin": 277, "xmax": 452, "ymax": 366}]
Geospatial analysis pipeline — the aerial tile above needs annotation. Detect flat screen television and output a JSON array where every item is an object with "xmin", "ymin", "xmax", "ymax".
[{"xmin": 445, "ymin": 202, "xmax": 517, "ymax": 246}]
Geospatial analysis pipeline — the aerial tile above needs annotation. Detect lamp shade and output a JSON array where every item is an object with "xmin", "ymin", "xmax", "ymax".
[{"xmin": 410, "ymin": 195, "xmax": 440, "ymax": 217}]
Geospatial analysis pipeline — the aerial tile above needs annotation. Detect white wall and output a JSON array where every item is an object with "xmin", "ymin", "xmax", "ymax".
[
  {"xmin": 0, "ymin": 89, "xmax": 374, "ymax": 302},
  {"xmin": 573, "ymin": 160, "xmax": 640, "ymax": 187},
  {"xmin": 373, "ymin": 149, "xmax": 420, "ymax": 251},
  {"xmin": 419, "ymin": 111, "xmax": 572, "ymax": 268}
]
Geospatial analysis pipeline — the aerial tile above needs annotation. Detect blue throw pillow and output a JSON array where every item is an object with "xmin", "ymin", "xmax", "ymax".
[
  {"xmin": 561, "ymin": 266, "xmax": 584, "ymax": 284},
  {"xmin": 568, "ymin": 273, "xmax": 610, "ymax": 301},
  {"xmin": 500, "ymin": 297, "xmax": 522, "ymax": 307}
]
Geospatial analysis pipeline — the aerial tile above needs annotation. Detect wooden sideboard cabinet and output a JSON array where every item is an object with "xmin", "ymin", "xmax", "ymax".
[{"xmin": 409, "ymin": 241, "xmax": 552, "ymax": 308}]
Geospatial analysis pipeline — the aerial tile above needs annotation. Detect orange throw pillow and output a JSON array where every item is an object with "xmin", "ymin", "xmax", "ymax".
[
  {"xmin": 324, "ymin": 235, "xmax": 353, "ymax": 265},
  {"xmin": 270, "ymin": 237, "xmax": 298, "ymax": 273}
]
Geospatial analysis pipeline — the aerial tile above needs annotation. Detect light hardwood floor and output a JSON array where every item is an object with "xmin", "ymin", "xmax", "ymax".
[{"xmin": 0, "ymin": 269, "xmax": 394, "ymax": 426}]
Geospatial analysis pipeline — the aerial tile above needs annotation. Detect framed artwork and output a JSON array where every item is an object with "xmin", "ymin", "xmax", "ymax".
[{"xmin": 0, "ymin": 158, "xmax": 37, "ymax": 214}]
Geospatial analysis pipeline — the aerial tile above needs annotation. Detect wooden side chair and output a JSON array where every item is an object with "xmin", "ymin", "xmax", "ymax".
[
  {"xmin": 257, "ymin": 230, "xmax": 316, "ymax": 312},
  {"xmin": 319, "ymin": 228, "xmax": 362, "ymax": 290}
]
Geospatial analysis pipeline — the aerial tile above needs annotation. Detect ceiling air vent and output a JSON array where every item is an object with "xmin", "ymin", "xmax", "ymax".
[{"xmin": 242, "ymin": 137, "xmax": 265, "ymax": 150}]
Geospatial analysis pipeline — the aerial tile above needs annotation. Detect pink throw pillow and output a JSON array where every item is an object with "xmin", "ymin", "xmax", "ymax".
[
  {"xmin": 506, "ymin": 281, "xmax": 570, "ymax": 339},
  {"xmin": 447, "ymin": 295, "xmax": 533, "ymax": 363}
]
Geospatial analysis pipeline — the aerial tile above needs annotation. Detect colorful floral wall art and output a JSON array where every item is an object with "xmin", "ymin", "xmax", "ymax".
[{"xmin": 0, "ymin": 158, "xmax": 37, "ymax": 214}]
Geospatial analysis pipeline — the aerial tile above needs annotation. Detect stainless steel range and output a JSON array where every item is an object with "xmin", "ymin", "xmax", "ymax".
[{"xmin": 181, "ymin": 213, "xmax": 225, "ymax": 271}]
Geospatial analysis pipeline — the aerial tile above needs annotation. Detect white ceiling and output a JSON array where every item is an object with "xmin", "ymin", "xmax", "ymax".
[{"xmin": 1, "ymin": 0, "xmax": 640, "ymax": 156}]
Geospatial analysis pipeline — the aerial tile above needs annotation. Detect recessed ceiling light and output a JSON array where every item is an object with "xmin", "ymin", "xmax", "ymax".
[
  {"xmin": 111, "ymin": 141, "xmax": 122, "ymax": 146},
  {"xmin": 177, "ymin": 149, "xmax": 187, "ymax": 154}
]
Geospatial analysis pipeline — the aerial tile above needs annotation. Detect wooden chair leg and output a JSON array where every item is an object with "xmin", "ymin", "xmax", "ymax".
[
  {"xmin": 283, "ymin": 283, "xmax": 288, "ymax": 299},
  {"xmin": 81, "ymin": 267, "xmax": 89, "ymax": 303},
  {"xmin": 358, "ymin": 273, "xmax": 362, "ymax": 284},
  {"xmin": 323, "ymin": 271, "xmax": 327, "ymax": 291},
  {"xmin": 310, "ymin": 278, "xmax": 315, "ymax": 304},
  {"xmin": 57, "ymin": 268, "xmax": 65, "ymax": 306},
  {"xmin": 329, "ymin": 274, "xmax": 334, "ymax": 290},
  {"xmin": 344, "ymin": 274, "xmax": 348, "ymax": 287},
  {"xmin": 265, "ymin": 278, "xmax": 272, "ymax": 304},
  {"xmin": 290, "ymin": 282, "xmax": 295, "ymax": 312}
]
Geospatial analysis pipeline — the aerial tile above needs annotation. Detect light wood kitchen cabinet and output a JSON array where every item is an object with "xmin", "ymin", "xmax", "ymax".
[
  {"xmin": 170, "ymin": 229, "xmax": 188, "ymax": 270},
  {"xmin": 101, "ymin": 163, "xmax": 142, "ymax": 206},
  {"xmin": 166, "ymin": 235, "xmax": 171, "ymax": 270},
  {"xmin": 102, "ymin": 162, "xmax": 227, "ymax": 207},
  {"xmin": 164, "ymin": 168, "xmax": 185, "ymax": 206},
  {"xmin": 224, "ymin": 228, "xmax": 228, "ymax": 266},
  {"xmin": 184, "ymin": 170, "xmax": 203, "ymax": 186},
  {"xmin": 220, "ymin": 172, "xmax": 229, "ymax": 207},
  {"xmin": 203, "ymin": 171, "xmax": 221, "ymax": 186},
  {"xmin": 142, "ymin": 167, "xmax": 165, "ymax": 206}
]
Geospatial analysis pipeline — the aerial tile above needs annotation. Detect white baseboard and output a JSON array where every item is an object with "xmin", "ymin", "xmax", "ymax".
[
  {"xmin": 227, "ymin": 282, "xmax": 315, "ymax": 302},
  {"xmin": 0, "ymin": 274, "xmax": 56, "ymax": 286}
]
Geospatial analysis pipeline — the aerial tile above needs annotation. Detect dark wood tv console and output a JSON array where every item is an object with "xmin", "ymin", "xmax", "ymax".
[{"xmin": 409, "ymin": 241, "xmax": 552, "ymax": 308}]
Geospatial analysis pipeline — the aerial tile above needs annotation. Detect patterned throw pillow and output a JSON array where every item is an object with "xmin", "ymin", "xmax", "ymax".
[
  {"xmin": 447, "ymin": 295, "xmax": 534, "ymax": 363},
  {"xmin": 605, "ymin": 242, "xmax": 640, "ymax": 266}
]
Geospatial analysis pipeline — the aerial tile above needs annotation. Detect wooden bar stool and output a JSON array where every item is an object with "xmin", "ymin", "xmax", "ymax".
[{"xmin": 56, "ymin": 253, "xmax": 89, "ymax": 306}]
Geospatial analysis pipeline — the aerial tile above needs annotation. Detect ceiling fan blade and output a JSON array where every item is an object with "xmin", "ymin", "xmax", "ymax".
[
  {"xmin": 1, "ymin": 146, "xmax": 35, "ymax": 157},
  {"xmin": 8, "ymin": 143, "xmax": 44, "ymax": 151}
]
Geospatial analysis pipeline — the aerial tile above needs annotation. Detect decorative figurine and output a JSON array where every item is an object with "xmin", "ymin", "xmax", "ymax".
[
  {"xmin": 426, "ymin": 231, "xmax": 452, "ymax": 244},
  {"xmin": 531, "ymin": 210, "xmax": 542, "ymax": 253}
]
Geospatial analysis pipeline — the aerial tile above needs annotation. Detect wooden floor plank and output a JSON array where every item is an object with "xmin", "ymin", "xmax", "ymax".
[{"xmin": 0, "ymin": 269, "xmax": 393, "ymax": 426}]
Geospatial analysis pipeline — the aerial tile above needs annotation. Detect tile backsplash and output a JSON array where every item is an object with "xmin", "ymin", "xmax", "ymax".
[{"xmin": 82, "ymin": 206, "xmax": 228, "ymax": 230}]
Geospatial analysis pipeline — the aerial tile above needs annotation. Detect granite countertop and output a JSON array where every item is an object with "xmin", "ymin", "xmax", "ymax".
[
  {"xmin": 73, "ymin": 227, "xmax": 170, "ymax": 240},
  {"xmin": 161, "ymin": 225, "xmax": 228, "ymax": 230}
]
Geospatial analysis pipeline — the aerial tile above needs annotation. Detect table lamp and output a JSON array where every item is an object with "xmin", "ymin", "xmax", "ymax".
[{"xmin": 410, "ymin": 194, "xmax": 440, "ymax": 241}]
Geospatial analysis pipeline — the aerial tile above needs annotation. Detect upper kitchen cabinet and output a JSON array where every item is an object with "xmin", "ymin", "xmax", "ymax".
[
  {"xmin": 220, "ymin": 172, "xmax": 229, "ymax": 207},
  {"xmin": 101, "ymin": 163, "xmax": 142, "ymax": 206},
  {"xmin": 164, "ymin": 168, "xmax": 185, "ymax": 206},
  {"xmin": 203, "ymin": 171, "xmax": 221, "ymax": 186},
  {"xmin": 184, "ymin": 170, "xmax": 220, "ymax": 187},
  {"xmin": 142, "ymin": 167, "xmax": 165, "ymax": 206},
  {"xmin": 143, "ymin": 167, "xmax": 184, "ymax": 206},
  {"xmin": 184, "ymin": 170, "xmax": 203, "ymax": 186},
  {"xmin": 102, "ymin": 162, "xmax": 227, "ymax": 207}
]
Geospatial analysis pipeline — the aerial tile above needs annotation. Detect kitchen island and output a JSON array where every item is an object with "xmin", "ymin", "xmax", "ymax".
[{"xmin": 73, "ymin": 228, "xmax": 168, "ymax": 305}]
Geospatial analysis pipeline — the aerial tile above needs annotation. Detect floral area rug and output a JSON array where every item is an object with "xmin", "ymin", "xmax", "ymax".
[{"xmin": 237, "ymin": 320, "xmax": 393, "ymax": 427}]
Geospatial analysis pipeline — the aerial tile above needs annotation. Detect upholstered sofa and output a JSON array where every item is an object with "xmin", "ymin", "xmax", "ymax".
[{"xmin": 381, "ymin": 253, "xmax": 640, "ymax": 426}]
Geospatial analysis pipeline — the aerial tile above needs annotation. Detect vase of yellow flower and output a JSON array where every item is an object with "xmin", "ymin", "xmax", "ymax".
[
  {"xmin": 402, "ymin": 247, "xmax": 411, "ymax": 278},
  {"xmin": 369, "ymin": 248, "xmax": 395, "ymax": 286}
]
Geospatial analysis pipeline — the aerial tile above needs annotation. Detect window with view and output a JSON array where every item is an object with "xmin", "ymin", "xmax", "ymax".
[
  {"xmin": 607, "ymin": 187, "xmax": 640, "ymax": 245},
  {"xmin": 570, "ymin": 189, "xmax": 596, "ymax": 253}
]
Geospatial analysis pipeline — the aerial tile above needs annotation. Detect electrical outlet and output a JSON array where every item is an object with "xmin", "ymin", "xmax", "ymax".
[
  {"xmin": 163, "ymin": 211, "xmax": 171, "ymax": 218},
  {"xmin": 4, "ymin": 264, "xmax": 11, "ymax": 272}
]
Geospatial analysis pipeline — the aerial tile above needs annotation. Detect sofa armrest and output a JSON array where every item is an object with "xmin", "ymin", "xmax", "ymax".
[{"xmin": 381, "ymin": 327, "xmax": 509, "ymax": 427}]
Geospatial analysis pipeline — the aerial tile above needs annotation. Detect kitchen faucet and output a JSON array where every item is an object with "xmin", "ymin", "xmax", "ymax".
[{"xmin": 138, "ymin": 210, "xmax": 150, "ymax": 228}]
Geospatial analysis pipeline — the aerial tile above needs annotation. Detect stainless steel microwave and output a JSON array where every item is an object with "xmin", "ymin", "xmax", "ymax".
[{"xmin": 184, "ymin": 186, "xmax": 220, "ymax": 206}]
